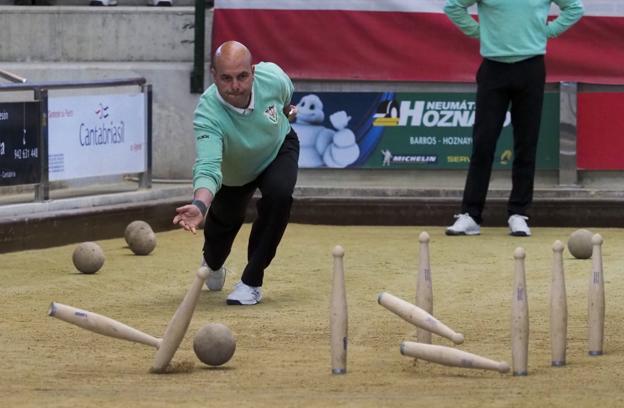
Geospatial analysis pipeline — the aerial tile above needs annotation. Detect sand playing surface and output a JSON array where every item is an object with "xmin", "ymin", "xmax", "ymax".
[{"xmin": 1, "ymin": 224, "xmax": 623, "ymax": 407}]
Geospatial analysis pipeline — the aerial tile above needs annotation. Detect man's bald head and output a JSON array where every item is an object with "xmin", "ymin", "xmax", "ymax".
[
  {"xmin": 213, "ymin": 41, "xmax": 253, "ymax": 71},
  {"xmin": 211, "ymin": 41, "xmax": 255, "ymax": 109}
]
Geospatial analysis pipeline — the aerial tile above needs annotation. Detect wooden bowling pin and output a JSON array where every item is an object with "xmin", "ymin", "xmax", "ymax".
[
  {"xmin": 378, "ymin": 292, "xmax": 464, "ymax": 345},
  {"xmin": 152, "ymin": 266, "xmax": 209, "ymax": 373},
  {"xmin": 550, "ymin": 240, "xmax": 567, "ymax": 367},
  {"xmin": 400, "ymin": 341, "xmax": 510, "ymax": 374},
  {"xmin": 588, "ymin": 234, "xmax": 605, "ymax": 356},
  {"xmin": 48, "ymin": 302, "xmax": 161, "ymax": 348},
  {"xmin": 415, "ymin": 231, "xmax": 433, "ymax": 344},
  {"xmin": 330, "ymin": 245, "xmax": 348, "ymax": 374},
  {"xmin": 511, "ymin": 247, "xmax": 529, "ymax": 376}
]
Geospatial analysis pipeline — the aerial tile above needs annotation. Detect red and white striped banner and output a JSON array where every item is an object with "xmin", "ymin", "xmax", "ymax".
[{"xmin": 212, "ymin": 0, "xmax": 624, "ymax": 84}]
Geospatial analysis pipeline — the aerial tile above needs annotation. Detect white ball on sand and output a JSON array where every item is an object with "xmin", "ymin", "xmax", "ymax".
[
  {"xmin": 72, "ymin": 242, "xmax": 105, "ymax": 274},
  {"xmin": 193, "ymin": 323, "xmax": 236, "ymax": 367},
  {"xmin": 567, "ymin": 228, "xmax": 593, "ymax": 259},
  {"xmin": 125, "ymin": 220, "xmax": 156, "ymax": 256}
]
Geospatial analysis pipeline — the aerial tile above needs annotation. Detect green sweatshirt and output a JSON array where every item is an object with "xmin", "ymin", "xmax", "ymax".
[
  {"xmin": 192, "ymin": 62, "xmax": 294, "ymax": 195},
  {"xmin": 444, "ymin": 0, "xmax": 584, "ymax": 63}
]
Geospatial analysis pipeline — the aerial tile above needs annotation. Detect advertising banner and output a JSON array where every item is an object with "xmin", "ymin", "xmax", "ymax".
[
  {"xmin": 0, "ymin": 102, "xmax": 41, "ymax": 186},
  {"xmin": 214, "ymin": 0, "xmax": 624, "ymax": 85},
  {"xmin": 48, "ymin": 93, "xmax": 146, "ymax": 181},
  {"xmin": 291, "ymin": 91, "xmax": 559, "ymax": 169}
]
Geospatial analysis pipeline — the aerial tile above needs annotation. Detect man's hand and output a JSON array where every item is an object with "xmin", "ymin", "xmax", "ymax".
[
  {"xmin": 173, "ymin": 204, "xmax": 204, "ymax": 234},
  {"xmin": 284, "ymin": 104, "xmax": 297, "ymax": 122}
]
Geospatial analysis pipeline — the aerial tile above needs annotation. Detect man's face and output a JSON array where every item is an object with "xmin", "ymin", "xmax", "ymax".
[{"xmin": 211, "ymin": 59, "xmax": 255, "ymax": 109}]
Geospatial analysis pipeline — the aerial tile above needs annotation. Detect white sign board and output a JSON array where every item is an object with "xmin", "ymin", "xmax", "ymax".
[{"xmin": 48, "ymin": 92, "xmax": 146, "ymax": 181}]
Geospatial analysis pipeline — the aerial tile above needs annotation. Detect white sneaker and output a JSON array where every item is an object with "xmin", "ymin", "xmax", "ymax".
[
  {"xmin": 148, "ymin": 0, "xmax": 172, "ymax": 5},
  {"xmin": 206, "ymin": 266, "xmax": 226, "ymax": 291},
  {"xmin": 508, "ymin": 214, "xmax": 531, "ymax": 237},
  {"xmin": 200, "ymin": 258, "xmax": 226, "ymax": 291},
  {"xmin": 90, "ymin": 0, "xmax": 117, "ymax": 5},
  {"xmin": 226, "ymin": 281, "xmax": 262, "ymax": 305},
  {"xmin": 446, "ymin": 213, "xmax": 480, "ymax": 236}
]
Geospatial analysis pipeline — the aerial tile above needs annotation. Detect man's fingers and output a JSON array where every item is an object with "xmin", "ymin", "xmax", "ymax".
[
  {"xmin": 173, "ymin": 204, "xmax": 201, "ymax": 232},
  {"xmin": 178, "ymin": 219, "xmax": 198, "ymax": 234},
  {"xmin": 175, "ymin": 205, "xmax": 189, "ymax": 213}
]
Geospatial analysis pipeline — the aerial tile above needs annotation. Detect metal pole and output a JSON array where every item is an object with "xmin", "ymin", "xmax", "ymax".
[
  {"xmin": 34, "ymin": 88, "xmax": 49, "ymax": 201},
  {"xmin": 0, "ymin": 68, "xmax": 27, "ymax": 84},
  {"xmin": 558, "ymin": 82, "xmax": 579, "ymax": 187},
  {"xmin": 139, "ymin": 84, "xmax": 153, "ymax": 190},
  {"xmin": 190, "ymin": 0, "xmax": 206, "ymax": 94}
]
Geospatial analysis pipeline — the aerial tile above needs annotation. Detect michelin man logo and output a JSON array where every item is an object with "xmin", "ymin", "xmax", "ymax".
[
  {"xmin": 381, "ymin": 149, "xmax": 393, "ymax": 166},
  {"xmin": 291, "ymin": 94, "xmax": 360, "ymax": 168}
]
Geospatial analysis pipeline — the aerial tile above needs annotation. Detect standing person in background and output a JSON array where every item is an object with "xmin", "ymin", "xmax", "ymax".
[
  {"xmin": 173, "ymin": 41, "xmax": 299, "ymax": 305},
  {"xmin": 444, "ymin": 0, "xmax": 583, "ymax": 237}
]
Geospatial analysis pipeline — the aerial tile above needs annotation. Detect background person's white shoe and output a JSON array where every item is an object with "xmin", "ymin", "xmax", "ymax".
[
  {"xmin": 446, "ymin": 213, "xmax": 480, "ymax": 236},
  {"xmin": 148, "ymin": 0, "xmax": 172, "ymax": 6},
  {"xmin": 508, "ymin": 215, "xmax": 531, "ymax": 236},
  {"xmin": 90, "ymin": 0, "xmax": 117, "ymax": 5},
  {"xmin": 226, "ymin": 281, "xmax": 262, "ymax": 305}
]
